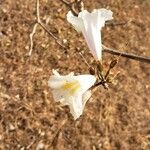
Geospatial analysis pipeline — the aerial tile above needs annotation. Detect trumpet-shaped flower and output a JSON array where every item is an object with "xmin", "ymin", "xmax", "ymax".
[
  {"xmin": 48, "ymin": 70, "xmax": 96, "ymax": 120},
  {"xmin": 67, "ymin": 9, "xmax": 113, "ymax": 60}
]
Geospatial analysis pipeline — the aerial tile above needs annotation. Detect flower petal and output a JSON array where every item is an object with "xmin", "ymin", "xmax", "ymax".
[
  {"xmin": 48, "ymin": 72, "xmax": 96, "ymax": 119},
  {"xmin": 92, "ymin": 9, "xmax": 113, "ymax": 27},
  {"xmin": 69, "ymin": 90, "xmax": 92, "ymax": 119},
  {"xmin": 48, "ymin": 75, "xmax": 65, "ymax": 89},
  {"xmin": 82, "ymin": 90, "xmax": 92, "ymax": 107},
  {"xmin": 67, "ymin": 8, "xmax": 113, "ymax": 60},
  {"xmin": 74, "ymin": 74, "xmax": 96, "ymax": 92},
  {"xmin": 80, "ymin": 12, "xmax": 102, "ymax": 60},
  {"xmin": 67, "ymin": 11, "xmax": 84, "ymax": 32},
  {"xmin": 52, "ymin": 69, "xmax": 60, "ymax": 76},
  {"xmin": 68, "ymin": 94, "xmax": 83, "ymax": 119}
]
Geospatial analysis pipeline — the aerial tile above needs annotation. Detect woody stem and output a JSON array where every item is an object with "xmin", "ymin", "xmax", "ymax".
[{"xmin": 102, "ymin": 45, "xmax": 150, "ymax": 64}]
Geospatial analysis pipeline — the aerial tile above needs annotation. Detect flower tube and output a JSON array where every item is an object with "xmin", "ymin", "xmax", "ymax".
[{"xmin": 67, "ymin": 8, "xmax": 113, "ymax": 60}]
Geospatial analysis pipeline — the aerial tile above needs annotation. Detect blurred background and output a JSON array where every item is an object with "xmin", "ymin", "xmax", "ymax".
[{"xmin": 0, "ymin": 0, "xmax": 150, "ymax": 149}]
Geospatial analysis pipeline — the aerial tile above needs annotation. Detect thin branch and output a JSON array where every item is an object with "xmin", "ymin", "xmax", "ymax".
[
  {"xmin": 102, "ymin": 45, "xmax": 150, "ymax": 64},
  {"xmin": 60, "ymin": 0, "xmax": 77, "ymax": 16},
  {"xmin": 60, "ymin": 0, "xmax": 70, "ymax": 6},
  {"xmin": 106, "ymin": 21, "xmax": 128, "ymax": 26},
  {"xmin": 28, "ymin": 0, "xmax": 66, "ymax": 56},
  {"xmin": 36, "ymin": 0, "xmax": 40, "ymax": 22},
  {"xmin": 37, "ymin": 0, "xmax": 66, "ymax": 49},
  {"xmin": 78, "ymin": 52, "xmax": 91, "ymax": 68},
  {"xmin": 29, "ymin": 23, "xmax": 38, "ymax": 56},
  {"xmin": 50, "ymin": 118, "xmax": 67, "ymax": 148},
  {"xmin": 75, "ymin": 0, "xmax": 84, "ymax": 12},
  {"xmin": 38, "ymin": 21, "xmax": 66, "ymax": 49},
  {"xmin": 36, "ymin": 0, "xmax": 59, "ymax": 41}
]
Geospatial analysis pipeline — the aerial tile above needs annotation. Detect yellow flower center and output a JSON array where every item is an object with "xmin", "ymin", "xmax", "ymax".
[{"xmin": 61, "ymin": 81, "xmax": 81, "ymax": 95}]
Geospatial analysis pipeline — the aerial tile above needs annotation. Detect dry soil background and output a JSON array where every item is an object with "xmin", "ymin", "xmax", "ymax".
[{"xmin": 0, "ymin": 0, "xmax": 150, "ymax": 149}]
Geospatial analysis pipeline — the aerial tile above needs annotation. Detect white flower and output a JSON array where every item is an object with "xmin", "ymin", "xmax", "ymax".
[
  {"xmin": 48, "ymin": 69, "xmax": 96, "ymax": 120},
  {"xmin": 67, "ymin": 9, "xmax": 113, "ymax": 60}
]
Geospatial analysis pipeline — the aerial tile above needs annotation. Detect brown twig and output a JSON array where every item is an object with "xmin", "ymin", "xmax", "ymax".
[
  {"xmin": 78, "ymin": 52, "xmax": 91, "ymax": 68},
  {"xmin": 28, "ymin": 0, "xmax": 66, "ymax": 56},
  {"xmin": 106, "ymin": 21, "xmax": 128, "ymax": 26},
  {"xmin": 102, "ymin": 45, "xmax": 150, "ymax": 64},
  {"xmin": 36, "ymin": 0, "xmax": 40, "ymax": 22},
  {"xmin": 50, "ymin": 118, "xmax": 67, "ymax": 148},
  {"xmin": 29, "ymin": 23, "xmax": 38, "ymax": 56},
  {"xmin": 60, "ymin": 0, "xmax": 84, "ymax": 16},
  {"xmin": 75, "ymin": 0, "xmax": 84, "ymax": 12},
  {"xmin": 60, "ymin": 0, "xmax": 78, "ymax": 16},
  {"xmin": 38, "ymin": 21, "xmax": 66, "ymax": 48}
]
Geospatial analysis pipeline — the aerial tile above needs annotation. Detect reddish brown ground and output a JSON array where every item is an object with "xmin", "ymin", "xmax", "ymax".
[{"xmin": 0, "ymin": 0, "xmax": 150, "ymax": 149}]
